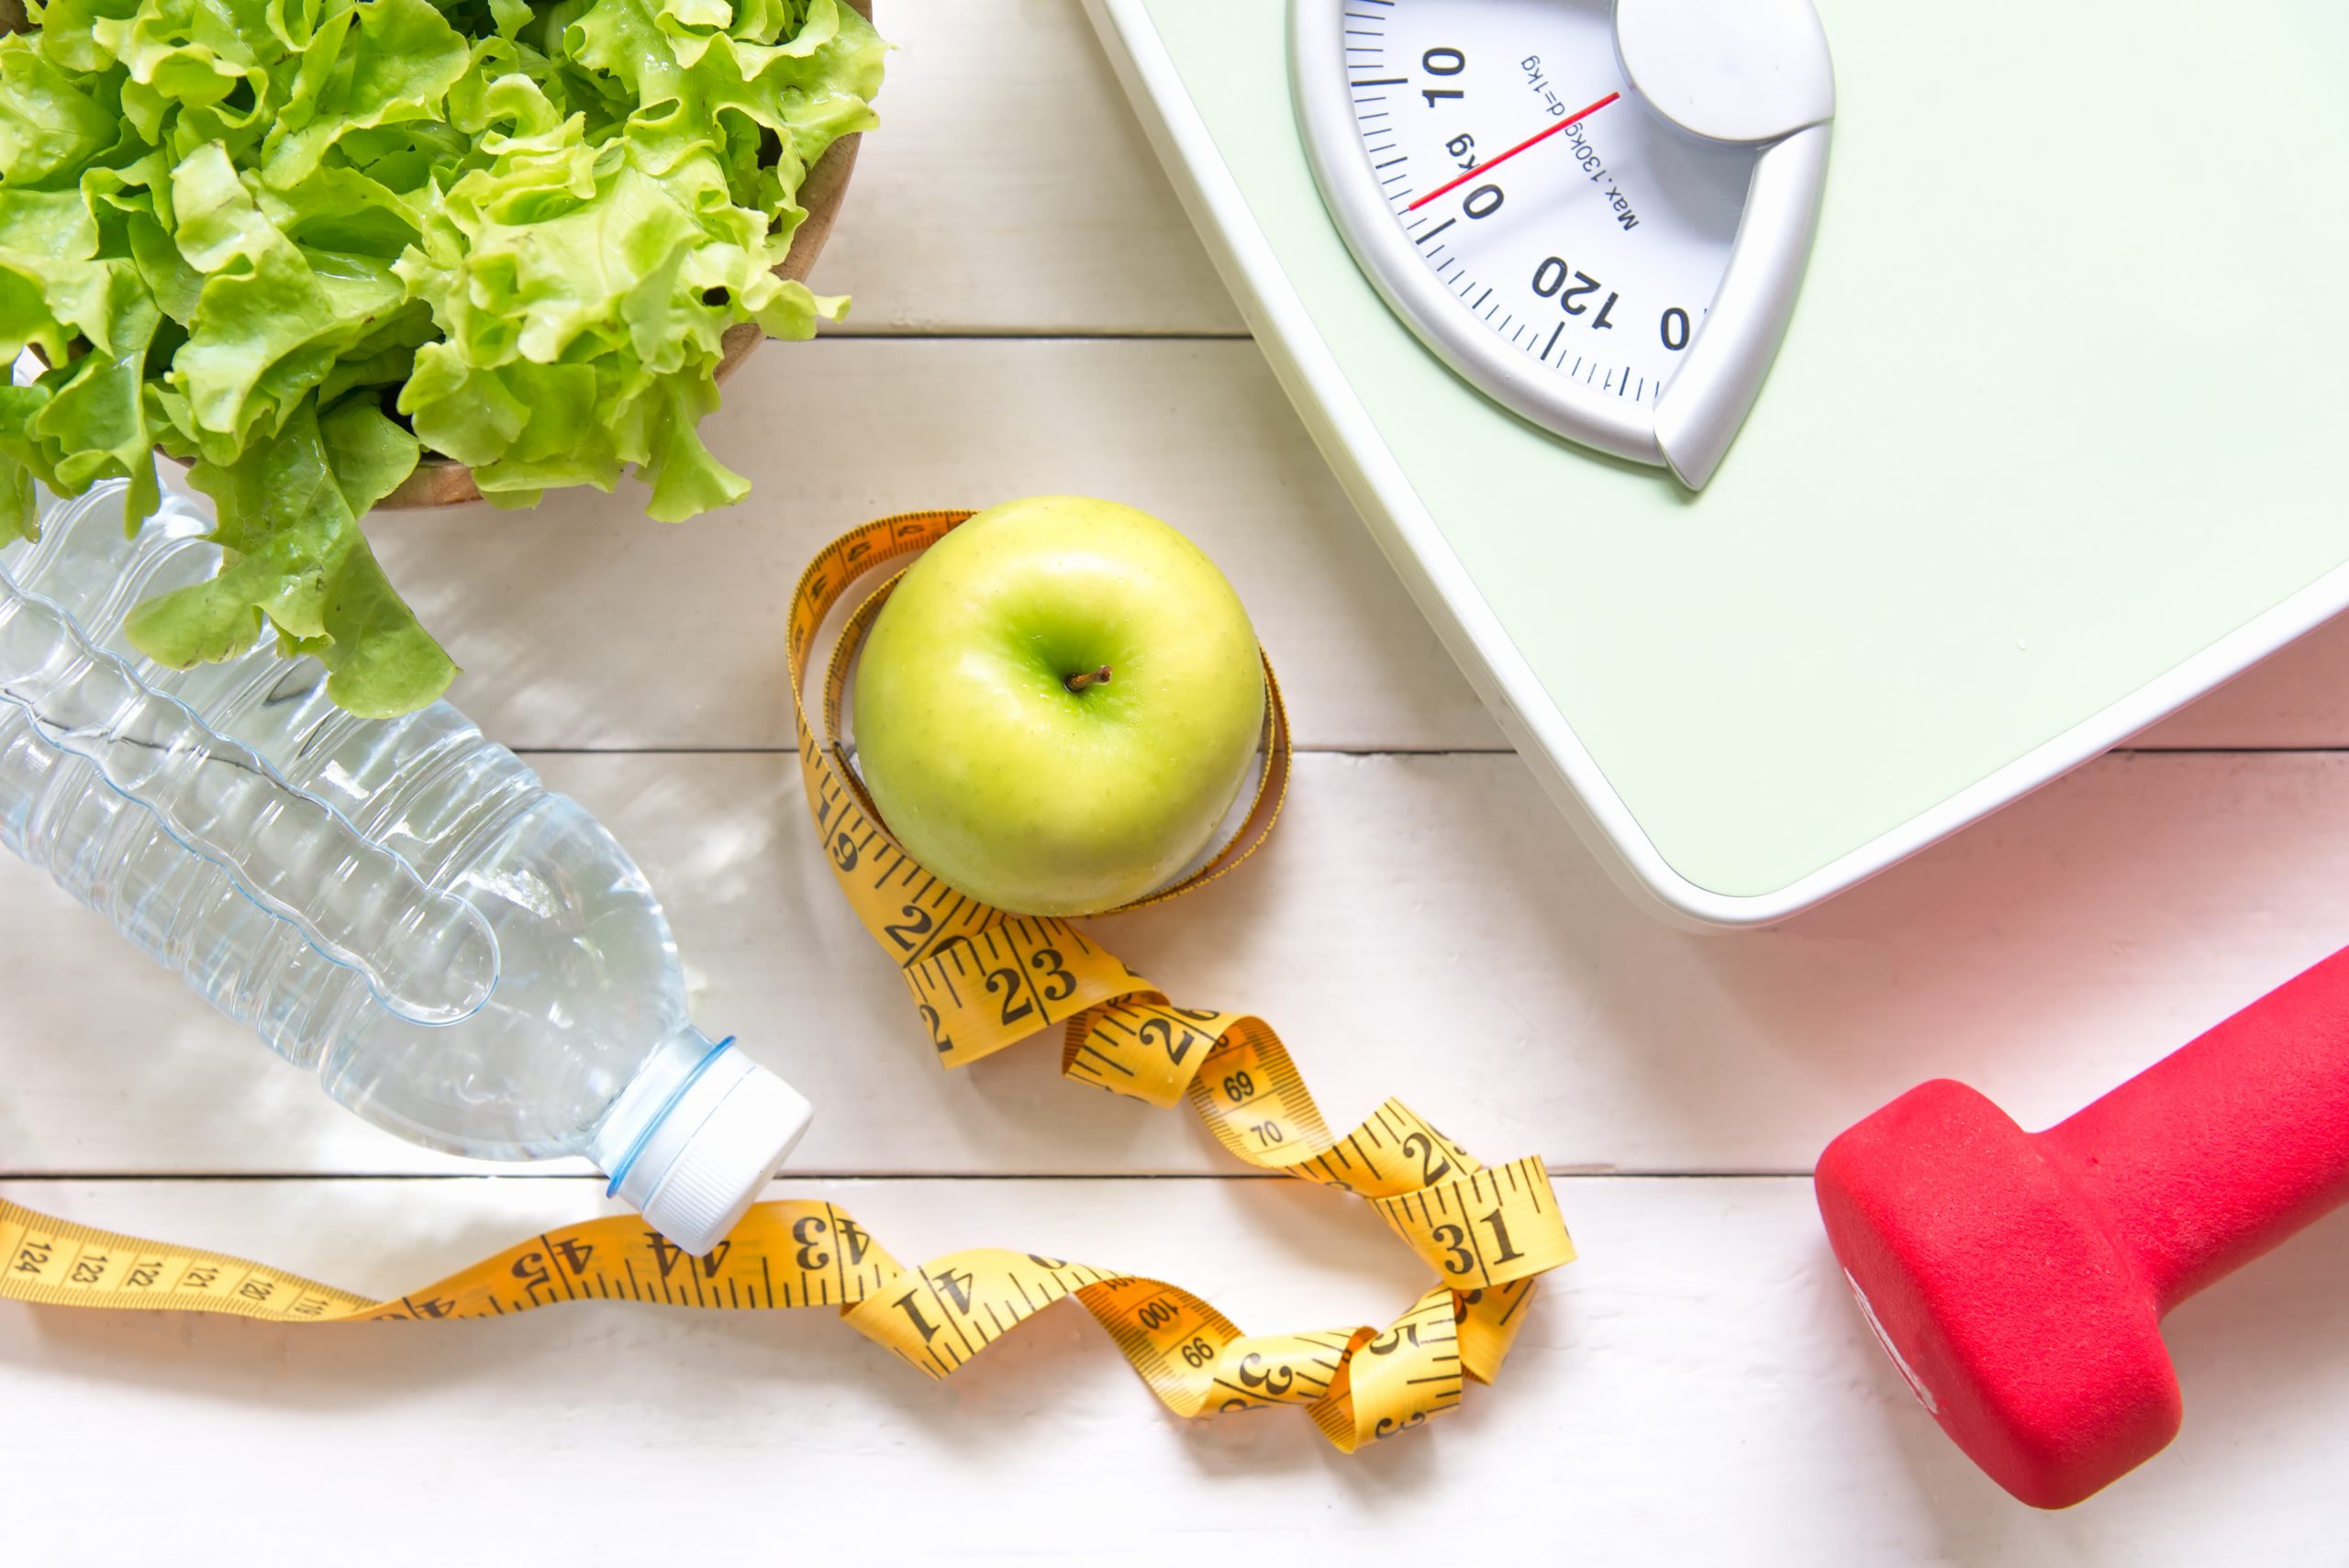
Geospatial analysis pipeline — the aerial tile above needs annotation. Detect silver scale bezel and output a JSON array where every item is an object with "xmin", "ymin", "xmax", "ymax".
[{"xmin": 1288, "ymin": 0, "xmax": 1832, "ymax": 488}]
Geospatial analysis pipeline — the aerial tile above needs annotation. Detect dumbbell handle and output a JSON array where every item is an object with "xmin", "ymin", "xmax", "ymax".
[{"xmin": 2036, "ymin": 945, "xmax": 2349, "ymax": 1313}]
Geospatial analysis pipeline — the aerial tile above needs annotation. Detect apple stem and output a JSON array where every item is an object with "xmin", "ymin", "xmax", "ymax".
[{"xmin": 1064, "ymin": 665, "xmax": 1113, "ymax": 694}]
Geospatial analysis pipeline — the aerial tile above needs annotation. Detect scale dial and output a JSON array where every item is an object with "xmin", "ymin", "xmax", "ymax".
[{"xmin": 1292, "ymin": 0, "xmax": 1834, "ymax": 487}]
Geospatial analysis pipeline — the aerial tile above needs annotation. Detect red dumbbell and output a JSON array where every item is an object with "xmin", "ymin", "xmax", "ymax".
[{"xmin": 1816, "ymin": 947, "xmax": 2349, "ymax": 1507}]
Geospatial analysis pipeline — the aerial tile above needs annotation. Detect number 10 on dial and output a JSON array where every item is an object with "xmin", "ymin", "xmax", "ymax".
[{"xmin": 1292, "ymin": 0, "xmax": 1835, "ymax": 488}]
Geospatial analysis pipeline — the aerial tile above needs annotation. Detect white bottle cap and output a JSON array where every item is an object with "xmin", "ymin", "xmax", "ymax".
[{"xmin": 608, "ymin": 1045, "xmax": 813, "ymax": 1256}]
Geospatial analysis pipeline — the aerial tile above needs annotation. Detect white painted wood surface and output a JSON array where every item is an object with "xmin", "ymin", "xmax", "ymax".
[{"xmin": 4, "ymin": 4, "xmax": 2346, "ymax": 1560}]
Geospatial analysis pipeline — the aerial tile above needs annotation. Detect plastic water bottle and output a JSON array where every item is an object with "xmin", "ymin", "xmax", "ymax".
[{"xmin": 0, "ymin": 479, "xmax": 811, "ymax": 1252}]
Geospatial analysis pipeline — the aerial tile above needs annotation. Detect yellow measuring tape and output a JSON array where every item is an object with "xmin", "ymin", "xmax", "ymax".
[{"xmin": 0, "ymin": 509, "xmax": 1574, "ymax": 1451}]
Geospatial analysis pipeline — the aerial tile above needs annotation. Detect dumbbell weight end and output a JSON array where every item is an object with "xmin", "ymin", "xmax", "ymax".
[{"xmin": 1818, "ymin": 945, "xmax": 2349, "ymax": 1507}]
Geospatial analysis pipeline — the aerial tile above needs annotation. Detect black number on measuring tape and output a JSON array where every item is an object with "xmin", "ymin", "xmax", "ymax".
[
  {"xmin": 1221, "ymin": 1070, "xmax": 1256, "ymax": 1105},
  {"xmin": 511, "ymin": 1252, "xmax": 552, "ymax": 1293},
  {"xmin": 1364, "ymin": 1321, "xmax": 1421, "ymax": 1356},
  {"xmin": 1138, "ymin": 1299, "xmax": 1178, "ymax": 1331},
  {"xmin": 830, "ymin": 832, "xmax": 859, "ymax": 873},
  {"xmin": 13, "ymin": 1240, "xmax": 50, "ymax": 1274},
  {"xmin": 1137, "ymin": 1015, "xmax": 1197, "ymax": 1066},
  {"xmin": 1462, "ymin": 183, "xmax": 1505, "ymax": 219},
  {"xmin": 1178, "ymin": 1336, "xmax": 1217, "ymax": 1369},
  {"xmin": 1375, "ymin": 1410, "xmax": 1430, "ymax": 1439},
  {"xmin": 1248, "ymin": 1119, "xmax": 1286, "ymax": 1147},
  {"xmin": 1026, "ymin": 1253, "xmax": 1067, "ymax": 1271},
  {"xmin": 882, "ymin": 903, "xmax": 934, "ymax": 953},
  {"xmin": 1030, "ymin": 947, "xmax": 1076, "ymax": 1004},
  {"xmin": 1399, "ymin": 1129, "xmax": 1453, "ymax": 1188},
  {"xmin": 1431, "ymin": 1223, "xmax": 1475, "ymax": 1276},
  {"xmin": 551, "ymin": 1239, "xmax": 595, "ymax": 1275},
  {"xmin": 1238, "ymin": 1353, "xmax": 1295, "ymax": 1396},
  {"xmin": 182, "ymin": 1266, "xmax": 218, "ymax": 1290},
  {"xmin": 125, "ymin": 1262, "xmax": 161, "ymax": 1289},
  {"xmin": 792, "ymin": 1216, "xmax": 831, "ymax": 1271},
  {"xmin": 648, "ymin": 1233, "xmax": 730, "ymax": 1284},
  {"xmin": 69, "ymin": 1254, "xmax": 106, "ymax": 1284},
  {"xmin": 918, "ymin": 1003, "xmax": 953, "ymax": 1055},
  {"xmin": 1478, "ymin": 1207, "xmax": 1527, "ymax": 1266},
  {"xmin": 893, "ymin": 1287, "xmax": 942, "ymax": 1343},
  {"xmin": 837, "ymin": 1215, "xmax": 874, "ymax": 1268},
  {"xmin": 930, "ymin": 1268, "xmax": 976, "ymax": 1313},
  {"xmin": 237, "ymin": 1279, "xmax": 275, "ymax": 1303},
  {"xmin": 985, "ymin": 967, "xmax": 1036, "ymax": 1028}
]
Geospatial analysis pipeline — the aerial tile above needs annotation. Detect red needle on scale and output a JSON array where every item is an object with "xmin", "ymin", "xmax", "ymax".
[{"xmin": 1405, "ymin": 91, "xmax": 1620, "ymax": 212}]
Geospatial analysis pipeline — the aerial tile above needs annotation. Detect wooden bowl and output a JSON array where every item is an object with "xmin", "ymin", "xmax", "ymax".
[{"xmin": 0, "ymin": 0, "xmax": 869, "ymax": 511}]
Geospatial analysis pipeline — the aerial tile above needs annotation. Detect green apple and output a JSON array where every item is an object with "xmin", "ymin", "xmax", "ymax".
[{"xmin": 852, "ymin": 495, "xmax": 1267, "ymax": 917}]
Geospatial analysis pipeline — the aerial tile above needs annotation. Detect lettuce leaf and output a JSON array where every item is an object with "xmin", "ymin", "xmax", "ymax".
[
  {"xmin": 128, "ymin": 393, "xmax": 448, "ymax": 716},
  {"xmin": 0, "ymin": 0, "xmax": 885, "ymax": 707}
]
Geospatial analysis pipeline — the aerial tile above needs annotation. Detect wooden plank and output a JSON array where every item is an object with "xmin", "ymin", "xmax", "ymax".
[
  {"xmin": 809, "ymin": 0, "xmax": 1240, "ymax": 336},
  {"xmin": 3, "ymin": 1173, "xmax": 2343, "ymax": 1559},
  {"xmin": 373, "ymin": 339, "xmax": 1506, "ymax": 756},
  {"xmin": 7, "ymin": 749, "xmax": 2347, "ymax": 1178}
]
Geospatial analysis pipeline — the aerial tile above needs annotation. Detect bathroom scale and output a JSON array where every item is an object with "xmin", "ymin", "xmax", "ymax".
[{"xmin": 1080, "ymin": 0, "xmax": 2349, "ymax": 927}]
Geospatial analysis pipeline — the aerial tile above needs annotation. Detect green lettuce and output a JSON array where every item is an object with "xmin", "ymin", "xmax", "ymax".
[{"xmin": 0, "ymin": 0, "xmax": 884, "ymax": 716}]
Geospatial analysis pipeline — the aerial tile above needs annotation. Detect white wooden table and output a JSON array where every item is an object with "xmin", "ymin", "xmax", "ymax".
[{"xmin": 7, "ymin": 6, "xmax": 2349, "ymax": 1560}]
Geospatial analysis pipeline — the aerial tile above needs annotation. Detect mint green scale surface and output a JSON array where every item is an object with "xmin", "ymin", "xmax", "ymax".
[{"xmin": 1142, "ymin": 0, "xmax": 2349, "ymax": 898}]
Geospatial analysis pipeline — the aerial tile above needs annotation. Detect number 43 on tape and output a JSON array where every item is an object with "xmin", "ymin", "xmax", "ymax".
[{"xmin": 0, "ymin": 513, "xmax": 1576, "ymax": 1453}]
